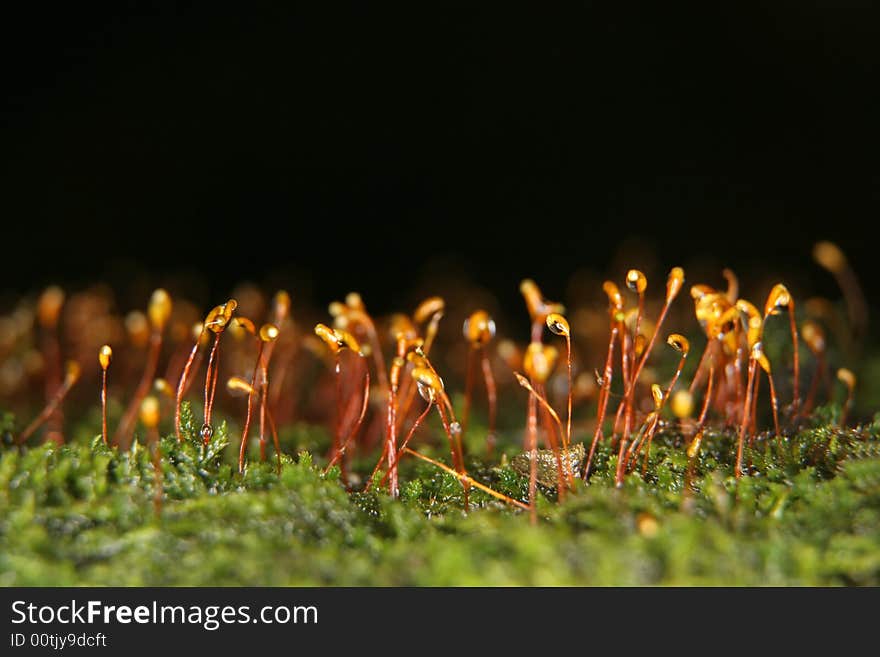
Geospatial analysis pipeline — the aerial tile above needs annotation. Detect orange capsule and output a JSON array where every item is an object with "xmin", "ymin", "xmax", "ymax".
[
  {"xmin": 412, "ymin": 366, "xmax": 444, "ymax": 403},
  {"xmin": 666, "ymin": 267, "xmax": 685, "ymax": 303},
  {"xmin": 464, "ymin": 310, "xmax": 497, "ymax": 345},
  {"xmin": 545, "ymin": 312, "xmax": 570, "ymax": 338},
  {"xmin": 204, "ymin": 305, "xmax": 228, "ymax": 333},
  {"xmin": 764, "ymin": 284, "xmax": 792, "ymax": 318},
  {"xmin": 98, "ymin": 344, "xmax": 113, "ymax": 370},
  {"xmin": 259, "ymin": 323, "xmax": 279, "ymax": 342},
  {"xmin": 626, "ymin": 269, "xmax": 647, "ymax": 295},
  {"xmin": 666, "ymin": 334, "xmax": 690, "ymax": 355}
]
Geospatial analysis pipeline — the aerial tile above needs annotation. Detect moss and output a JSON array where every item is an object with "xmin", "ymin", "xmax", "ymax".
[{"xmin": 1, "ymin": 403, "xmax": 879, "ymax": 586}]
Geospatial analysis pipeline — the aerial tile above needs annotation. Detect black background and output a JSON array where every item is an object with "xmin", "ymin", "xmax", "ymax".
[{"xmin": 2, "ymin": 3, "xmax": 878, "ymax": 314}]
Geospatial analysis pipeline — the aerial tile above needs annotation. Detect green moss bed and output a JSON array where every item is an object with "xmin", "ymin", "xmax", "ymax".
[{"xmin": 2, "ymin": 401, "xmax": 879, "ymax": 586}]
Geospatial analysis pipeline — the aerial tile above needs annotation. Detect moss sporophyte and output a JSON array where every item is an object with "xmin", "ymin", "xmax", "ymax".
[{"xmin": 2, "ymin": 241, "xmax": 879, "ymax": 585}]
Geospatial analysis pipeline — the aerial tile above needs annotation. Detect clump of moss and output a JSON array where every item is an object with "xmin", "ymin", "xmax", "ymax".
[{"xmin": 1, "ymin": 403, "xmax": 878, "ymax": 586}]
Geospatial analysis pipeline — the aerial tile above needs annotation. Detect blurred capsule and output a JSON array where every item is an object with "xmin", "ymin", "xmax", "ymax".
[
  {"xmin": 37, "ymin": 286, "xmax": 65, "ymax": 329},
  {"xmin": 523, "ymin": 342, "xmax": 558, "ymax": 384},
  {"xmin": 413, "ymin": 296, "xmax": 445, "ymax": 323},
  {"xmin": 126, "ymin": 311, "xmax": 150, "ymax": 347},
  {"xmin": 813, "ymin": 241, "xmax": 847, "ymax": 274},
  {"xmin": 140, "ymin": 396, "xmax": 160, "ymax": 429},
  {"xmin": 464, "ymin": 310, "xmax": 497, "ymax": 345},
  {"xmin": 147, "ymin": 289, "xmax": 172, "ymax": 332},
  {"xmin": 671, "ymin": 389, "xmax": 693, "ymax": 419}
]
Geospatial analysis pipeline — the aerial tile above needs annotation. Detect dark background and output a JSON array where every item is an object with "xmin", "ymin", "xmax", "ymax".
[{"xmin": 2, "ymin": 3, "xmax": 878, "ymax": 314}]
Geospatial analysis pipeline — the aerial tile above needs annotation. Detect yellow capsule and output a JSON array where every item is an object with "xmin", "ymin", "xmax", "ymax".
[
  {"xmin": 671, "ymin": 389, "xmax": 693, "ymax": 419},
  {"xmin": 523, "ymin": 342, "xmax": 558, "ymax": 384},
  {"xmin": 147, "ymin": 289, "xmax": 172, "ymax": 332},
  {"xmin": 226, "ymin": 376, "xmax": 256, "ymax": 395},
  {"xmin": 651, "ymin": 383, "xmax": 663, "ymax": 410},
  {"xmin": 37, "ymin": 285, "xmax": 65, "ymax": 329},
  {"xmin": 837, "ymin": 368, "xmax": 856, "ymax": 391},
  {"xmin": 813, "ymin": 241, "xmax": 847, "ymax": 274},
  {"xmin": 602, "ymin": 281, "xmax": 623, "ymax": 312},
  {"xmin": 139, "ymin": 396, "xmax": 160, "ymax": 429},
  {"xmin": 259, "ymin": 323, "xmax": 279, "ymax": 342},
  {"xmin": 666, "ymin": 267, "xmax": 685, "ymax": 302},
  {"xmin": 412, "ymin": 366, "xmax": 443, "ymax": 403},
  {"xmin": 626, "ymin": 269, "xmax": 647, "ymax": 294},
  {"xmin": 192, "ymin": 321, "xmax": 205, "ymax": 341},
  {"xmin": 687, "ymin": 430, "xmax": 703, "ymax": 459},
  {"xmin": 764, "ymin": 284, "xmax": 791, "ymax": 318},
  {"xmin": 413, "ymin": 296, "xmax": 445, "ymax": 323},
  {"xmin": 801, "ymin": 320, "xmax": 826, "ymax": 354},
  {"xmin": 464, "ymin": 310, "xmax": 497, "ymax": 345},
  {"xmin": 666, "ymin": 333, "xmax": 690, "ymax": 355},
  {"xmin": 545, "ymin": 312, "xmax": 569, "ymax": 338},
  {"xmin": 125, "ymin": 311, "xmax": 150, "ymax": 347},
  {"xmin": 98, "ymin": 344, "xmax": 113, "ymax": 370},
  {"xmin": 64, "ymin": 361, "xmax": 81, "ymax": 384}
]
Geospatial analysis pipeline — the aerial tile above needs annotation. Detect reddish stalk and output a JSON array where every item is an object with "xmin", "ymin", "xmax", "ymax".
[{"xmin": 18, "ymin": 362, "xmax": 80, "ymax": 444}]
